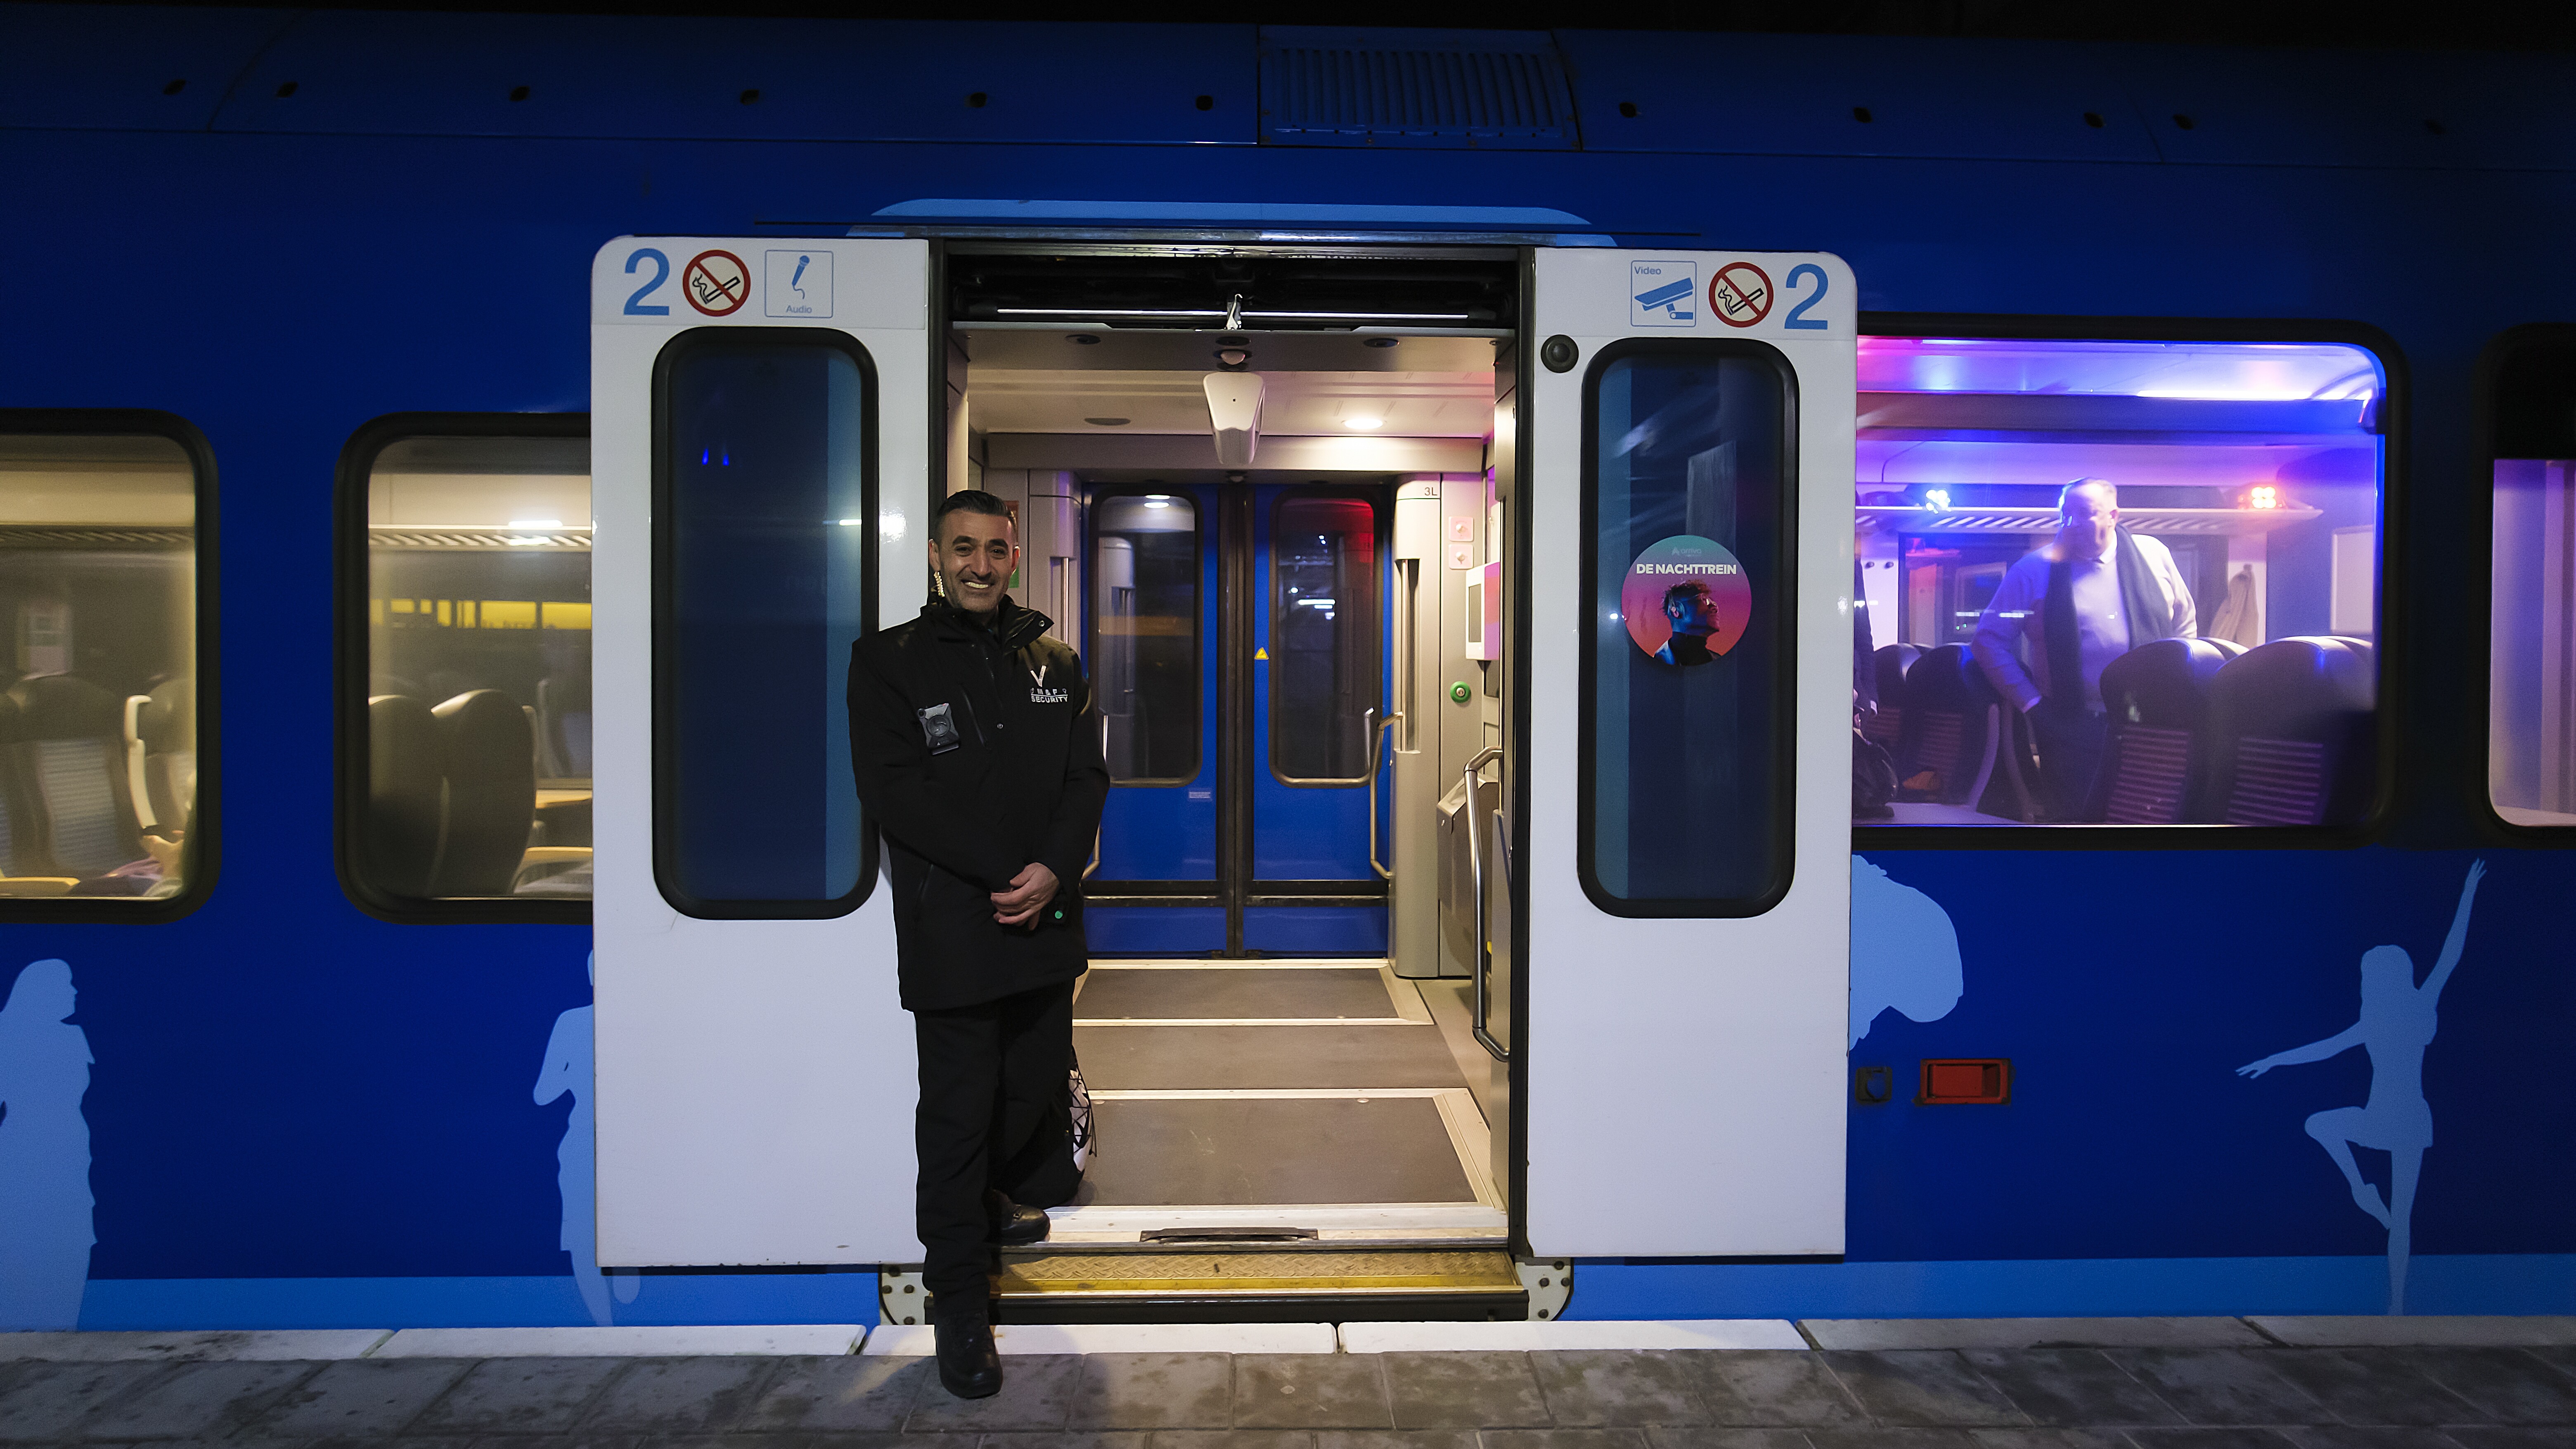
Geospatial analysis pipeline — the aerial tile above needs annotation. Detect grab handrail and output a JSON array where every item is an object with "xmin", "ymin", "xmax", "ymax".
[
  {"xmin": 1461, "ymin": 745, "xmax": 1508, "ymax": 1062},
  {"xmin": 1363, "ymin": 706, "xmax": 1403, "ymax": 881}
]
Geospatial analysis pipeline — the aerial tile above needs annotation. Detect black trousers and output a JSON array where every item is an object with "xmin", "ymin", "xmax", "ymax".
[
  {"xmin": 911, "ymin": 978, "xmax": 1074, "ymax": 1305},
  {"xmin": 2027, "ymin": 698, "xmax": 2109, "ymax": 822}
]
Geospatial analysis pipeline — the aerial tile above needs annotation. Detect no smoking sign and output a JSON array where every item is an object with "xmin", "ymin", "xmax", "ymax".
[
  {"xmin": 1709, "ymin": 262, "xmax": 1774, "ymax": 329},
  {"xmin": 683, "ymin": 249, "xmax": 750, "ymax": 316}
]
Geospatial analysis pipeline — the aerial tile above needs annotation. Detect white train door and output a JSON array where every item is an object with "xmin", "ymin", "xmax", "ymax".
[
  {"xmin": 588, "ymin": 238, "xmax": 928, "ymax": 1267},
  {"xmin": 1513, "ymin": 249, "xmax": 1857, "ymax": 1257}
]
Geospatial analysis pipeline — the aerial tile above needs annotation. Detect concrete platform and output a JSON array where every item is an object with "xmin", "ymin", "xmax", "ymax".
[
  {"xmin": 372, "ymin": 1324, "xmax": 868, "ymax": 1357},
  {"xmin": 2250, "ymin": 1314, "xmax": 2576, "ymax": 1346},
  {"xmin": 1803, "ymin": 1316, "xmax": 2271, "ymax": 1350},
  {"xmin": 0, "ymin": 1329, "xmax": 393, "ymax": 1361},
  {"xmin": 1341, "ymin": 1318, "xmax": 1807, "ymax": 1351},
  {"xmin": 864, "ymin": 1321, "xmax": 1339, "ymax": 1355}
]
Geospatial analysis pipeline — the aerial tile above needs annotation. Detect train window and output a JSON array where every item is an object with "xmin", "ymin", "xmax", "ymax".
[
  {"xmin": 347, "ymin": 422, "xmax": 592, "ymax": 916},
  {"xmin": 1271, "ymin": 493, "xmax": 1380, "ymax": 785},
  {"xmin": 2485, "ymin": 329, "xmax": 2576, "ymax": 828},
  {"xmin": 0, "ymin": 425, "xmax": 206, "ymax": 911},
  {"xmin": 1853, "ymin": 336, "xmax": 2388, "ymax": 831},
  {"xmin": 653, "ymin": 330, "xmax": 874, "ymax": 917},
  {"xmin": 1580, "ymin": 341, "xmax": 1795, "ymax": 916},
  {"xmin": 1091, "ymin": 492, "xmax": 1199, "ymax": 786}
]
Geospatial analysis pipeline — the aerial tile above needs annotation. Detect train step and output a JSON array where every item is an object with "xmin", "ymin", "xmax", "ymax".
[{"xmin": 881, "ymin": 1248, "xmax": 1532, "ymax": 1325}]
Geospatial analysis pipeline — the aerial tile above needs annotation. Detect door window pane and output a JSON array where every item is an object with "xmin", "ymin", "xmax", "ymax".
[
  {"xmin": 1582, "ymin": 343, "xmax": 1793, "ymax": 915},
  {"xmin": 0, "ymin": 432, "xmax": 200, "ymax": 903},
  {"xmin": 1854, "ymin": 336, "xmax": 2386, "ymax": 829},
  {"xmin": 1091, "ymin": 492, "xmax": 1199, "ymax": 785},
  {"xmin": 2488, "ymin": 331, "xmax": 2576, "ymax": 826},
  {"xmin": 656, "ymin": 331, "xmax": 873, "ymax": 915},
  {"xmin": 360, "ymin": 432, "xmax": 592, "ymax": 903},
  {"xmin": 1271, "ymin": 495, "xmax": 1379, "ymax": 784}
]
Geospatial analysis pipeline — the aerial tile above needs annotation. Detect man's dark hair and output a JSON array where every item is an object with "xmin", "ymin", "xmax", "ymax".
[
  {"xmin": 933, "ymin": 489, "xmax": 1012, "ymax": 536},
  {"xmin": 1664, "ymin": 578, "xmax": 1714, "ymax": 610}
]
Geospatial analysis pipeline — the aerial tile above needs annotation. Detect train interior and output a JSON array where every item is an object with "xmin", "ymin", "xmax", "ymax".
[
  {"xmin": 1854, "ymin": 337, "xmax": 2387, "ymax": 828},
  {"xmin": 0, "ymin": 435, "xmax": 197, "ymax": 900},
  {"xmin": 362, "ymin": 435, "xmax": 596, "ymax": 901},
  {"xmin": 935, "ymin": 249, "xmax": 1527, "ymax": 1311}
]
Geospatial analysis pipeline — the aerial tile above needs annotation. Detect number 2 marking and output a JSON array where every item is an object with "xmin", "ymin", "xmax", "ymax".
[
  {"xmin": 1783, "ymin": 263, "xmax": 1829, "ymax": 331},
  {"xmin": 623, "ymin": 248, "xmax": 671, "ymax": 315}
]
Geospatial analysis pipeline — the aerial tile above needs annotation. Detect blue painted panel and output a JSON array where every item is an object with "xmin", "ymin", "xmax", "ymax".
[
  {"xmin": 1243, "ymin": 906, "xmax": 1386, "ymax": 957},
  {"xmin": 1557, "ymin": 32, "xmax": 2159, "ymax": 163},
  {"xmin": 0, "ymin": 4, "xmax": 296, "ymax": 133},
  {"xmin": 80, "ymin": 1271, "xmax": 877, "ymax": 1330},
  {"xmin": 1257, "ymin": 26, "xmax": 1576, "ymax": 151},
  {"xmin": 2109, "ymin": 45, "xmax": 2576, "ymax": 172},
  {"xmin": 1568, "ymin": 1254, "xmax": 2576, "ymax": 1322},
  {"xmin": 1084, "ymin": 907, "xmax": 1225, "ymax": 957},
  {"xmin": 205, "ymin": 13, "xmax": 1257, "ymax": 145}
]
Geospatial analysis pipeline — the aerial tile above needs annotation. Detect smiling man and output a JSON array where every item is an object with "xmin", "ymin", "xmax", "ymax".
[{"xmin": 845, "ymin": 489, "xmax": 1108, "ymax": 1399}]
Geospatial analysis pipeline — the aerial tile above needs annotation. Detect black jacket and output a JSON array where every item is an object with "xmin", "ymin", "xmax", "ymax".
[{"xmin": 847, "ymin": 597, "xmax": 1109, "ymax": 1011}]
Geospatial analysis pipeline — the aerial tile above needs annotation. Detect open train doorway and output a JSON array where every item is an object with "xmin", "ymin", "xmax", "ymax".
[{"xmin": 942, "ymin": 248, "xmax": 1524, "ymax": 1314}]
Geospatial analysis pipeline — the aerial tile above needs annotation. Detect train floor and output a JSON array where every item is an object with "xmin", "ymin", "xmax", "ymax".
[
  {"xmin": 1051, "ymin": 959, "xmax": 1506, "ymax": 1244},
  {"xmin": 7, "ymin": 1318, "xmax": 2576, "ymax": 1442}
]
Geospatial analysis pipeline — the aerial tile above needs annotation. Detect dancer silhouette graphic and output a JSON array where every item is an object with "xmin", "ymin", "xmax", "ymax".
[
  {"xmin": 2238, "ymin": 859, "xmax": 2484, "ymax": 1313},
  {"xmin": 535, "ymin": 953, "xmax": 637, "ymax": 1325},
  {"xmin": 0, "ymin": 959, "xmax": 93, "ymax": 1329}
]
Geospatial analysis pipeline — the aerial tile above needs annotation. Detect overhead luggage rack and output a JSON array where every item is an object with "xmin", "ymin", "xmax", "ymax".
[{"xmin": 1856, "ymin": 503, "xmax": 2321, "ymax": 536}]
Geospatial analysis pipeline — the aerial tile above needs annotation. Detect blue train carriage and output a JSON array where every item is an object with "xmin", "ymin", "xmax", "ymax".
[{"xmin": 0, "ymin": 6, "xmax": 2571, "ymax": 1331}]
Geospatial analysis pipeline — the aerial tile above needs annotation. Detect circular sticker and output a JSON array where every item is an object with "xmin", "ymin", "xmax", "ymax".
[
  {"xmin": 682, "ymin": 249, "xmax": 750, "ymax": 316},
  {"xmin": 1709, "ymin": 261, "xmax": 1774, "ymax": 328},
  {"xmin": 1621, "ymin": 535, "xmax": 1752, "ymax": 666}
]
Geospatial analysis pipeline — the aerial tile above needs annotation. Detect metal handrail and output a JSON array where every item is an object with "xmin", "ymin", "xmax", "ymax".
[
  {"xmin": 1084, "ymin": 713, "xmax": 1107, "ymax": 881},
  {"xmin": 1460, "ymin": 745, "xmax": 1509, "ymax": 1063},
  {"xmin": 1363, "ymin": 706, "xmax": 1403, "ymax": 882}
]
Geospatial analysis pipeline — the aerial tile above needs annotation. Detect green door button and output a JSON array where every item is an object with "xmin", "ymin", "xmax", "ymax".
[{"xmin": 1450, "ymin": 681, "xmax": 1473, "ymax": 703}]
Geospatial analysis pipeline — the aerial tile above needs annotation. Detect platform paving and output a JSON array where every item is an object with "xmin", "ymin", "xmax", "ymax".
[{"xmin": 4, "ymin": 1323, "xmax": 2575, "ymax": 1449}]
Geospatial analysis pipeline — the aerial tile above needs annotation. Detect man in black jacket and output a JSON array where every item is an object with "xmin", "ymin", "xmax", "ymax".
[{"xmin": 846, "ymin": 490, "xmax": 1108, "ymax": 1399}]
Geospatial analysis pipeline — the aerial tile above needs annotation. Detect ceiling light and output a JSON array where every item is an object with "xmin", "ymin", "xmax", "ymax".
[
  {"xmin": 1344, "ymin": 416, "xmax": 1384, "ymax": 431},
  {"xmin": 836, "ymin": 518, "xmax": 866, "ymax": 526},
  {"xmin": 1085, "ymin": 417, "xmax": 1130, "ymax": 426},
  {"xmin": 1143, "ymin": 497, "xmax": 1171, "ymax": 509}
]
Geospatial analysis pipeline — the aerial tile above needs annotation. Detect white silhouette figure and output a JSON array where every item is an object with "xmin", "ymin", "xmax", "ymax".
[
  {"xmin": 535, "ymin": 953, "xmax": 637, "ymax": 1326},
  {"xmin": 1849, "ymin": 856, "xmax": 1963, "ymax": 1049},
  {"xmin": 2238, "ymin": 859, "xmax": 2485, "ymax": 1314},
  {"xmin": 0, "ymin": 959, "xmax": 94, "ymax": 1329}
]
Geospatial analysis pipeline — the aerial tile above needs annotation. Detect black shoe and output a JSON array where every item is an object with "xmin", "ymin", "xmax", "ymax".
[
  {"xmin": 987, "ymin": 1191, "xmax": 1051, "ymax": 1247},
  {"xmin": 933, "ymin": 1309, "xmax": 1002, "ymax": 1399}
]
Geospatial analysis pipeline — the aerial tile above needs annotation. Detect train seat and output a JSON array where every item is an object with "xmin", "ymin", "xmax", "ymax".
[
  {"xmin": 2202, "ymin": 636, "xmax": 2377, "ymax": 826},
  {"xmin": 9, "ymin": 675, "xmax": 146, "ymax": 881},
  {"xmin": 1861, "ymin": 644, "xmax": 1920, "ymax": 750},
  {"xmin": 366, "ymin": 689, "xmax": 572, "ymax": 899},
  {"xmin": 2081, "ymin": 637, "xmax": 2245, "ymax": 824},
  {"xmin": 429, "ymin": 689, "xmax": 542, "ymax": 897},
  {"xmin": 125, "ymin": 676, "xmax": 195, "ymax": 838},
  {"xmin": 1892, "ymin": 644, "xmax": 2005, "ymax": 807},
  {"xmin": 537, "ymin": 673, "xmax": 592, "ymax": 779}
]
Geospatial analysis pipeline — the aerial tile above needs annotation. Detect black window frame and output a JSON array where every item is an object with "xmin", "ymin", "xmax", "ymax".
[
  {"xmin": 650, "ymin": 327, "xmax": 880, "ymax": 921},
  {"xmin": 2476, "ymin": 322, "xmax": 2576, "ymax": 843},
  {"xmin": 0, "ymin": 409, "xmax": 220, "ymax": 923},
  {"xmin": 1267, "ymin": 483, "xmax": 1389, "ymax": 789},
  {"xmin": 1086, "ymin": 484, "xmax": 1205, "ymax": 790},
  {"xmin": 1848, "ymin": 313, "xmax": 2408, "ymax": 853},
  {"xmin": 334, "ymin": 411, "xmax": 592, "ymax": 925},
  {"xmin": 1575, "ymin": 337, "xmax": 1802, "ymax": 920}
]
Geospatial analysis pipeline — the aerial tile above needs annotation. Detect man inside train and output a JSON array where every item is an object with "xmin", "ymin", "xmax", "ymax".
[
  {"xmin": 1969, "ymin": 479, "xmax": 2197, "ymax": 819},
  {"xmin": 845, "ymin": 490, "xmax": 1109, "ymax": 1400}
]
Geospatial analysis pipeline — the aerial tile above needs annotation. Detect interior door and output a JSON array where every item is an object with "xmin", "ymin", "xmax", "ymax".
[
  {"xmin": 1088, "ymin": 482, "xmax": 1391, "ymax": 957},
  {"xmin": 1247, "ymin": 482, "xmax": 1391, "ymax": 954},
  {"xmin": 1515, "ymin": 249, "xmax": 1858, "ymax": 1257},
  {"xmin": 588, "ymin": 237, "xmax": 928, "ymax": 1267}
]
